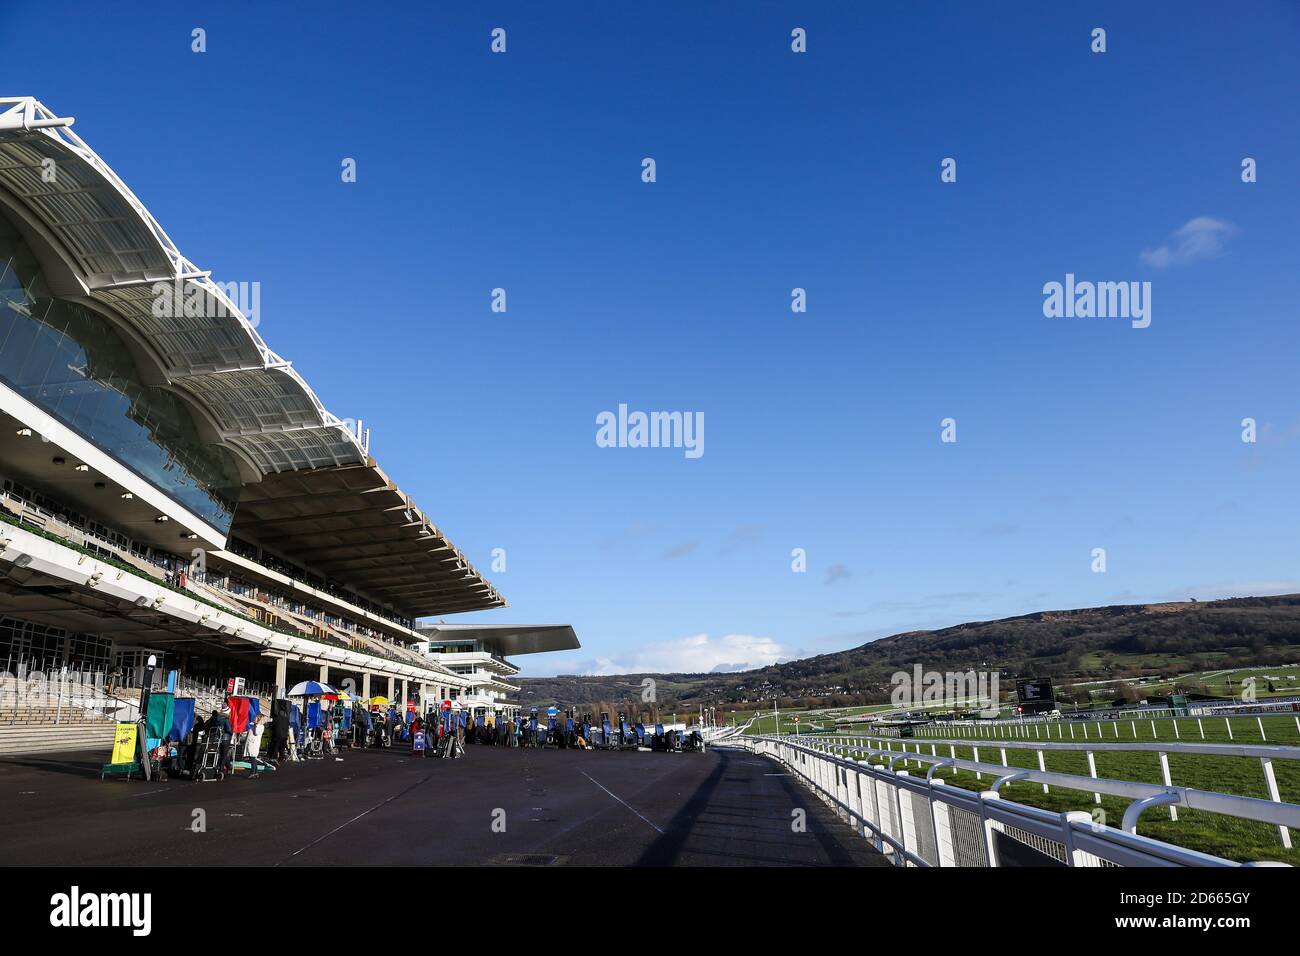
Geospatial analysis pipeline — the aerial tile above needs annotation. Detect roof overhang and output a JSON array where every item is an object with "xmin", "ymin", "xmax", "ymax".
[
  {"xmin": 415, "ymin": 623, "xmax": 580, "ymax": 656},
  {"xmin": 230, "ymin": 462, "xmax": 506, "ymax": 618}
]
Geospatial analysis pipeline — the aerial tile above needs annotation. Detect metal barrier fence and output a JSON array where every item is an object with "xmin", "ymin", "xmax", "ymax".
[
  {"xmin": 803, "ymin": 727, "xmax": 1300, "ymax": 849},
  {"xmin": 904, "ymin": 713, "xmax": 1300, "ymax": 742},
  {"xmin": 0, "ymin": 669, "xmax": 123, "ymax": 723},
  {"xmin": 717, "ymin": 734, "xmax": 1297, "ymax": 867}
]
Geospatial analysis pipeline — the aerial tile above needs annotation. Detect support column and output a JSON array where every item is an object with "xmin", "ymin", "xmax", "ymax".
[
  {"xmin": 401, "ymin": 679, "xmax": 408, "ymax": 706},
  {"xmin": 274, "ymin": 655, "xmax": 286, "ymax": 692},
  {"xmin": 387, "ymin": 675, "xmax": 395, "ymax": 700},
  {"xmin": 362, "ymin": 672, "xmax": 371, "ymax": 700},
  {"xmin": 319, "ymin": 664, "xmax": 329, "ymax": 684}
]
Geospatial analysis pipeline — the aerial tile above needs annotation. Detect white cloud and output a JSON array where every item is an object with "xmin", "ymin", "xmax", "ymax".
[
  {"xmin": 1140, "ymin": 217, "xmax": 1236, "ymax": 268},
  {"xmin": 578, "ymin": 632, "xmax": 788, "ymax": 675}
]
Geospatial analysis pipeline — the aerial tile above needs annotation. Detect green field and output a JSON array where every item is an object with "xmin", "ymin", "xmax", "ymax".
[
  {"xmin": 814, "ymin": 713, "xmax": 1300, "ymax": 864},
  {"xmin": 1066, "ymin": 664, "xmax": 1300, "ymax": 703},
  {"xmin": 734, "ymin": 702, "xmax": 896, "ymax": 736}
]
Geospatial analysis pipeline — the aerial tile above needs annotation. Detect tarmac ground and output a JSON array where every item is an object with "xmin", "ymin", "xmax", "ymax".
[{"xmin": 0, "ymin": 742, "xmax": 888, "ymax": 867}]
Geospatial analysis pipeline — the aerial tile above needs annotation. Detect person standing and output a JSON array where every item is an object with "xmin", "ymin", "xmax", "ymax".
[
  {"xmin": 246, "ymin": 714, "xmax": 267, "ymax": 778},
  {"xmin": 270, "ymin": 701, "xmax": 289, "ymax": 763},
  {"xmin": 209, "ymin": 705, "xmax": 233, "ymax": 773}
]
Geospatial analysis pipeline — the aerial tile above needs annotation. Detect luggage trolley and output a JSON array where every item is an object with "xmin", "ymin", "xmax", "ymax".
[{"xmin": 192, "ymin": 727, "xmax": 225, "ymax": 782}]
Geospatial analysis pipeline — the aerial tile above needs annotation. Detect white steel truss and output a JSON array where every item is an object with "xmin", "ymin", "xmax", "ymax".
[{"xmin": 0, "ymin": 97, "xmax": 366, "ymax": 474}]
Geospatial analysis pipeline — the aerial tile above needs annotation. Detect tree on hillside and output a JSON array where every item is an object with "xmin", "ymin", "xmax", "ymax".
[{"xmin": 1114, "ymin": 681, "xmax": 1142, "ymax": 703}]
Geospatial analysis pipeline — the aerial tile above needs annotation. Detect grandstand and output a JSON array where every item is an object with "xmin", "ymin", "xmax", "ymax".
[{"xmin": 0, "ymin": 96, "xmax": 576, "ymax": 742}]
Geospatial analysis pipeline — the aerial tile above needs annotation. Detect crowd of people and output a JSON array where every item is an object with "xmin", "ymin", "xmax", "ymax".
[{"xmin": 136, "ymin": 698, "xmax": 702, "ymax": 782}]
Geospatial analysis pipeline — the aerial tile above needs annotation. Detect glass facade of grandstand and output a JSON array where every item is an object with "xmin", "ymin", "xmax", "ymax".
[{"xmin": 0, "ymin": 215, "xmax": 242, "ymax": 531}]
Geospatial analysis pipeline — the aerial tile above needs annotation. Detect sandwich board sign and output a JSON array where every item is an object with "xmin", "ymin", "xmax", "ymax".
[
  {"xmin": 100, "ymin": 723, "xmax": 139, "ymax": 780},
  {"xmin": 110, "ymin": 723, "xmax": 137, "ymax": 764}
]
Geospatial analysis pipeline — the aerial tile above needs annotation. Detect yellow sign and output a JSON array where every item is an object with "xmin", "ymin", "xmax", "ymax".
[{"xmin": 110, "ymin": 723, "xmax": 138, "ymax": 765}]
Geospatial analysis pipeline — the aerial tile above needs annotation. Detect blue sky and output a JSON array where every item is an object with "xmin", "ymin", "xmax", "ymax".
[{"xmin": 4, "ymin": 2, "xmax": 1300, "ymax": 676}]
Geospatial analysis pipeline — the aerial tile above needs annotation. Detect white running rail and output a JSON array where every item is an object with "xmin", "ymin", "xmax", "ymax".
[{"xmin": 717, "ymin": 734, "xmax": 1297, "ymax": 867}]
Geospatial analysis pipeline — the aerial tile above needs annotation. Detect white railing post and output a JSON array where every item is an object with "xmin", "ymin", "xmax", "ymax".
[
  {"xmin": 930, "ymin": 782, "xmax": 957, "ymax": 866},
  {"xmin": 1260, "ymin": 757, "xmax": 1293, "ymax": 849},
  {"xmin": 1060, "ymin": 810, "xmax": 1095, "ymax": 867},
  {"xmin": 836, "ymin": 759, "xmax": 850, "ymax": 822},
  {"xmin": 1158, "ymin": 751, "xmax": 1177, "ymax": 820},
  {"xmin": 874, "ymin": 776, "xmax": 894, "ymax": 859},
  {"xmin": 896, "ymin": 771, "xmax": 918, "ymax": 864},
  {"xmin": 862, "ymin": 761, "xmax": 884, "ymax": 853},
  {"xmin": 978, "ymin": 791, "xmax": 1002, "ymax": 867},
  {"xmin": 849, "ymin": 767, "xmax": 866, "ymax": 838}
]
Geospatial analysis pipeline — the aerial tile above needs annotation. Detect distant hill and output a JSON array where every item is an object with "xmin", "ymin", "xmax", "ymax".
[{"xmin": 515, "ymin": 594, "xmax": 1300, "ymax": 712}]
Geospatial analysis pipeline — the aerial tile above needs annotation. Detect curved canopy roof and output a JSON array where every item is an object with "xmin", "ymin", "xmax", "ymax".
[
  {"xmin": 0, "ymin": 97, "xmax": 506, "ymax": 618},
  {"xmin": 0, "ymin": 96, "xmax": 365, "ymax": 475}
]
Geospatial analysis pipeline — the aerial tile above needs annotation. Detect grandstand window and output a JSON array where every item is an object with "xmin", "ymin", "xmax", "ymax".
[{"xmin": 0, "ymin": 216, "xmax": 243, "ymax": 532}]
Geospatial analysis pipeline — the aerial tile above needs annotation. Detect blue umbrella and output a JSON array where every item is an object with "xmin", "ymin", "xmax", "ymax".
[{"xmin": 287, "ymin": 680, "xmax": 337, "ymax": 697}]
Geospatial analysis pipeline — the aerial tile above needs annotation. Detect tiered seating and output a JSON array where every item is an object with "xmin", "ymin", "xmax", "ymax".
[{"xmin": 0, "ymin": 722, "xmax": 117, "ymax": 756}]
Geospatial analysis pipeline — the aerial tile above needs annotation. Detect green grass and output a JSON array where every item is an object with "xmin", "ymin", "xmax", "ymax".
[
  {"xmin": 1067, "ymin": 663, "xmax": 1300, "ymax": 701},
  {"xmin": 734, "ymin": 703, "xmax": 897, "ymax": 737},
  {"xmin": 816, "ymin": 714, "xmax": 1300, "ymax": 864}
]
